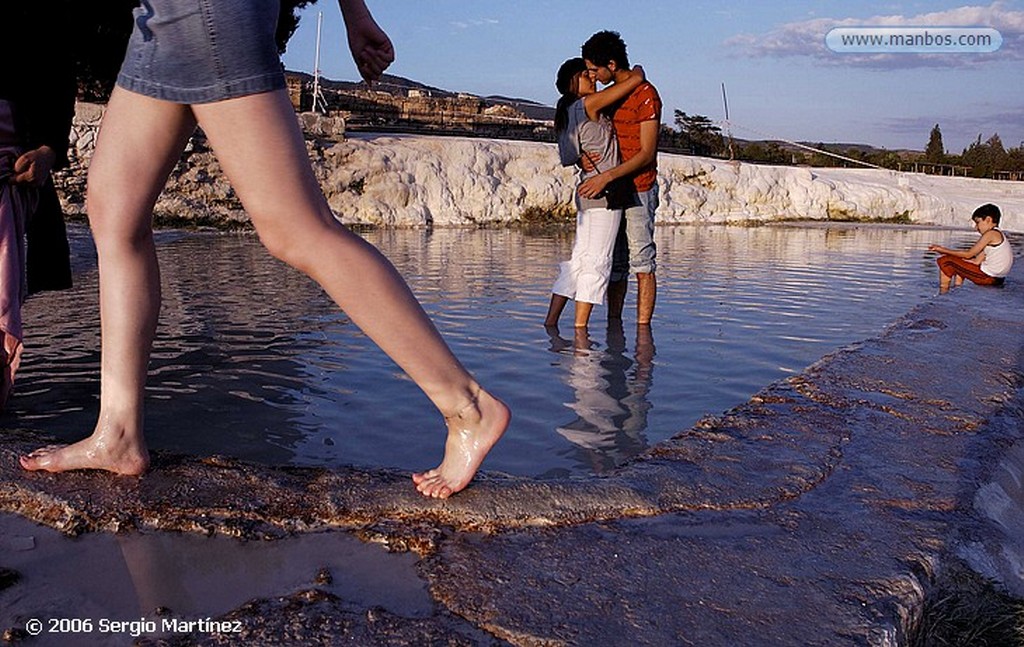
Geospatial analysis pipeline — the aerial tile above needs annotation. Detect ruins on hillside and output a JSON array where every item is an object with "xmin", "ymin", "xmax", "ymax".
[{"xmin": 286, "ymin": 73, "xmax": 553, "ymax": 141}]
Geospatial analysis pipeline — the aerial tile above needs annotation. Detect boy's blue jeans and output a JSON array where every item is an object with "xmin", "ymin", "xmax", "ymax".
[{"xmin": 610, "ymin": 184, "xmax": 658, "ymax": 282}]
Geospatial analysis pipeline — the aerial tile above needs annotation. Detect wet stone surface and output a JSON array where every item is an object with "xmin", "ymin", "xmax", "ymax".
[
  {"xmin": 0, "ymin": 567, "xmax": 19, "ymax": 591},
  {"xmin": 1, "ymin": 281, "xmax": 1023, "ymax": 645},
  {"xmin": 133, "ymin": 589, "xmax": 507, "ymax": 647}
]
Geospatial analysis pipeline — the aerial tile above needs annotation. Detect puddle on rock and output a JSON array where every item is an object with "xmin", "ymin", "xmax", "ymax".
[{"xmin": 0, "ymin": 513, "xmax": 433, "ymax": 644}]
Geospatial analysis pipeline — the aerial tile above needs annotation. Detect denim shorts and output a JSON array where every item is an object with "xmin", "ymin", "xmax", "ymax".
[{"xmin": 117, "ymin": 0, "xmax": 286, "ymax": 104}]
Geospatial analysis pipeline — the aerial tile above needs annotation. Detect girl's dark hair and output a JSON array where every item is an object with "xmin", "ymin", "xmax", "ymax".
[{"xmin": 554, "ymin": 58, "xmax": 587, "ymax": 134}]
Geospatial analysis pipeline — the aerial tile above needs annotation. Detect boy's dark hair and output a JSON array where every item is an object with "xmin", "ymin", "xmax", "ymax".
[
  {"xmin": 582, "ymin": 30, "xmax": 630, "ymax": 69},
  {"xmin": 972, "ymin": 203, "xmax": 1002, "ymax": 224}
]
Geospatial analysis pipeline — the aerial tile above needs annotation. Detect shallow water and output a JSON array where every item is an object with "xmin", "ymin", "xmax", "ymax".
[
  {"xmin": 0, "ymin": 512, "xmax": 432, "ymax": 638},
  {"xmin": 8, "ymin": 222, "xmax": 1015, "ymax": 478}
]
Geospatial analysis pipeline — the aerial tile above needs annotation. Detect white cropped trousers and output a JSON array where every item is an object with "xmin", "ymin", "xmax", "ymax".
[{"xmin": 551, "ymin": 207, "xmax": 622, "ymax": 305}]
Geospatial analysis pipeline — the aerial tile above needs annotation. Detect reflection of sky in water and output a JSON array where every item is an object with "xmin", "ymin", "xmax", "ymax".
[{"xmin": 10, "ymin": 223, "xmax": 1020, "ymax": 478}]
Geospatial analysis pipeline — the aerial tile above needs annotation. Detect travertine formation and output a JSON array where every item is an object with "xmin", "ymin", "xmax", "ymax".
[{"xmin": 59, "ymin": 103, "xmax": 1024, "ymax": 231}]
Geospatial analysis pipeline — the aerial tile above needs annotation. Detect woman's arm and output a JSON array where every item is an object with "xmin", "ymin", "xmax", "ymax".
[
  {"xmin": 582, "ymin": 66, "xmax": 645, "ymax": 121},
  {"xmin": 338, "ymin": 0, "xmax": 394, "ymax": 82}
]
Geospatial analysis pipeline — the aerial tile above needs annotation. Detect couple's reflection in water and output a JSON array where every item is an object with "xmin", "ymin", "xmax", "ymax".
[{"xmin": 546, "ymin": 321, "xmax": 656, "ymax": 473}]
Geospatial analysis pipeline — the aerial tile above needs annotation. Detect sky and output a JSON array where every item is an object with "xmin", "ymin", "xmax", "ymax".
[{"xmin": 280, "ymin": 1, "xmax": 1024, "ymax": 153}]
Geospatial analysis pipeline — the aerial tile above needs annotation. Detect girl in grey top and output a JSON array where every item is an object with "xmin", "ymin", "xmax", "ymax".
[{"xmin": 545, "ymin": 58, "xmax": 644, "ymax": 328}]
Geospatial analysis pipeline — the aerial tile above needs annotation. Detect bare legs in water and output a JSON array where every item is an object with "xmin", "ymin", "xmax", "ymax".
[
  {"xmin": 544, "ymin": 294, "xmax": 596, "ymax": 329},
  {"xmin": 19, "ymin": 88, "xmax": 509, "ymax": 498}
]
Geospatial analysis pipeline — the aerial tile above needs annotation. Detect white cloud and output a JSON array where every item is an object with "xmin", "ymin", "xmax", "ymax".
[
  {"xmin": 727, "ymin": 1, "xmax": 1024, "ymax": 68},
  {"xmin": 450, "ymin": 18, "xmax": 500, "ymax": 30}
]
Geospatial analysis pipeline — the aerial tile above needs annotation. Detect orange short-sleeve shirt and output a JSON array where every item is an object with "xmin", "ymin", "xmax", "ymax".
[{"xmin": 613, "ymin": 82, "xmax": 661, "ymax": 192}]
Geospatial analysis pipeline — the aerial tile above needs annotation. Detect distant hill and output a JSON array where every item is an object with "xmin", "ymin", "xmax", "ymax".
[
  {"xmin": 290, "ymin": 70, "xmax": 918, "ymax": 153},
  {"xmin": 794, "ymin": 141, "xmax": 921, "ymax": 156},
  {"xmin": 287, "ymin": 70, "xmax": 555, "ymax": 121},
  {"xmin": 729, "ymin": 136, "xmax": 920, "ymax": 156},
  {"xmin": 286, "ymin": 70, "xmax": 451, "ymax": 97}
]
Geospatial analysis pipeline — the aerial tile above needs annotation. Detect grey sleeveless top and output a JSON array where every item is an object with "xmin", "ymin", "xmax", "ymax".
[{"xmin": 558, "ymin": 99, "xmax": 636, "ymax": 211}]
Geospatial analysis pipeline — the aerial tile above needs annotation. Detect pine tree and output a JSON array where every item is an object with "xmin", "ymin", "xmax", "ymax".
[
  {"xmin": 673, "ymin": 110, "xmax": 725, "ymax": 156},
  {"xmin": 924, "ymin": 124, "xmax": 945, "ymax": 163}
]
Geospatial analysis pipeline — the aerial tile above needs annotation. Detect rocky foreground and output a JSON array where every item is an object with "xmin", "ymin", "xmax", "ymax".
[{"xmin": 2, "ymin": 273, "xmax": 1023, "ymax": 645}]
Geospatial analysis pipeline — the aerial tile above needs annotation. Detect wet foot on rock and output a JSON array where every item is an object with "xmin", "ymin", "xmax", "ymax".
[
  {"xmin": 19, "ymin": 437, "xmax": 149, "ymax": 476},
  {"xmin": 412, "ymin": 389, "xmax": 510, "ymax": 499}
]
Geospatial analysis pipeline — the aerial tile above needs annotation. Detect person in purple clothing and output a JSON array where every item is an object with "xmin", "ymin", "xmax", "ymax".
[{"xmin": 0, "ymin": 2, "xmax": 77, "ymax": 409}]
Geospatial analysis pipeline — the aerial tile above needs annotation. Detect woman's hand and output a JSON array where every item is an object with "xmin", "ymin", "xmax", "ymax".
[{"xmin": 344, "ymin": 10, "xmax": 394, "ymax": 83}]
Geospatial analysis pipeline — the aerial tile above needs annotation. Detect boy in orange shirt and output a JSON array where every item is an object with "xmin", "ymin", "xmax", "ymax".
[{"xmin": 579, "ymin": 30, "xmax": 662, "ymax": 325}]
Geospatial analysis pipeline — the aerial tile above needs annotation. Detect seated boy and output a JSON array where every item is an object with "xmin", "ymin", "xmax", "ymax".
[{"xmin": 929, "ymin": 203, "xmax": 1014, "ymax": 293}]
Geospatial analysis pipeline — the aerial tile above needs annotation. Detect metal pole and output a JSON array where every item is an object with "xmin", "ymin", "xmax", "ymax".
[
  {"xmin": 312, "ymin": 12, "xmax": 326, "ymax": 113},
  {"xmin": 721, "ymin": 82, "xmax": 735, "ymax": 161}
]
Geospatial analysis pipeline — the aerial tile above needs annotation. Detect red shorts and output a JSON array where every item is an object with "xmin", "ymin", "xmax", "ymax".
[{"xmin": 936, "ymin": 255, "xmax": 1004, "ymax": 286}]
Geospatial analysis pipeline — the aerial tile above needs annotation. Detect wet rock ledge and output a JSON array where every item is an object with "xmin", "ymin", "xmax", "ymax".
[{"xmin": 2, "ymin": 279, "xmax": 1024, "ymax": 645}]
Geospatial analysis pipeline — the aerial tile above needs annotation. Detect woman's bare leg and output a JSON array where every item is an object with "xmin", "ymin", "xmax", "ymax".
[
  {"xmin": 20, "ymin": 88, "xmax": 197, "ymax": 474},
  {"xmin": 573, "ymin": 302, "xmax": 594, "ymax": 328},
  {"xmin": 545, "ymin": 294, "xmax": 569, "ymax": 326},
  {"xmin": 190, "ymin": 90, "xmax": 508, "ymax": 497}
]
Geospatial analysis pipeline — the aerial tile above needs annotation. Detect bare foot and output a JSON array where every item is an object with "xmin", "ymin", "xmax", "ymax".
[
  {"xmin": 412, "ymin": 389, "xmax": 510, "ymax": 499},
  {"xmin": 19, "ymin": 421, "xmax": 150, "ymax": 476}
]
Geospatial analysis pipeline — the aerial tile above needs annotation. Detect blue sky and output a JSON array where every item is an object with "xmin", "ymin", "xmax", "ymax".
[{"xmin": 280, "ymin": 1, "xmax": 1024, "ymax": 153}]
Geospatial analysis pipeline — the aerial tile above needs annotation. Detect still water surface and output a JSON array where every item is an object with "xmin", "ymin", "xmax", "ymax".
[{"xmin": 9, "ymin": 223, "xmax": 1006, "ymax": 478}]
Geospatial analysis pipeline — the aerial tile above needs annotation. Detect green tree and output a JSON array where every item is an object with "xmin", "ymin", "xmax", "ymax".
[
  {"xmin": 69, "ymin": 1, "xmax": 137, "ymax": 101},
  {"xmin": 1006, "ymin": 143, "xmax": 1024, "ymax": 173},
  {"xmin": 673, "ymin": 110, "xmax": 725, "ymax": 156},
  {"xmin": 807, "ymin": 143, "xmax": 840, "ymax": 167},
  {"xmin": 738, "ymin": 142, "xmax": 790, "ymax": 165},
  {"xmin": 924, "ymin": 124, "xmax": 945, "ymax": 163},
  {"xmin": 658, "ymin": 124, "xmax": 681, "ymax": 151},
  {"xmin": 961, "ymin": 133, "xmax": 1009, "ymax": 178}
]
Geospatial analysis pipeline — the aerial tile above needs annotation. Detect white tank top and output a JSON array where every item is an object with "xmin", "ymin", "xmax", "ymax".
[{"xmin": 981, "ymin": 229, "xmax": 1013, "ymax": 278}]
